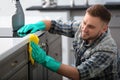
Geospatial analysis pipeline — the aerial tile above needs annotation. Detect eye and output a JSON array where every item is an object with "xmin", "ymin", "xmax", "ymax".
[
  {"xmin": 82, "ymin": 21, "xmax": 86, "ymax": 26},
  {"xmin": 87, "ymin": 25, "xmax": 96, "ymax": 29},
  {"xmin": 82, "ymin": 21, "xmax": 95, "ymax": 29}
]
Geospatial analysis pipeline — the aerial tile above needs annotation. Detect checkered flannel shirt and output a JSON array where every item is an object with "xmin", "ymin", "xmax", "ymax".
[{"xmin": 48, "ymin": 20, "xmax": 119, "ymax": 80}]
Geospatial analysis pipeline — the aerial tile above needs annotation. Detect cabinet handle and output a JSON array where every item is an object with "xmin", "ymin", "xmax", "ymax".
[
  {"xmin": 11, "ymin": 60, "xmax": 18, "ymax": 67},
  {"xmin": 41, "ymin": 43, "xmax": 46, "ymax": 47}
]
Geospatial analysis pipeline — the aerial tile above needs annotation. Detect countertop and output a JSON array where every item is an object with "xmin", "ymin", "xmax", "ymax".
[{"xmin": 0, "ymin": 31, "xmax": 44, "ymax": 61}]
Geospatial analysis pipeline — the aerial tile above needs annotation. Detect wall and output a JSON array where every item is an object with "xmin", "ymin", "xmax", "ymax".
[
  {"xmin": 0, "ymin": 0, "xmax": 42, "ymax": 16},
  {"xmin": 0, "ymin": 0, "xmax": 43, "ymax": 27}
]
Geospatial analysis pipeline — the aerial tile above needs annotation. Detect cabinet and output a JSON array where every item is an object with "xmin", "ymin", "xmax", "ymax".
[
  {"xmin": 0, "ymin": 45, "xmax": 28, "ymax": 80},
  {"xmin": 0, "ymin": 31, "xmax": 62, "ymax": 80}
]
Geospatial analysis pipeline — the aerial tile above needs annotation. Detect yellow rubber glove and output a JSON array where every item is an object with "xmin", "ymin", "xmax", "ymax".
[{"xmin": 29, "ymin": 34, "xmax": 39, "ymax": 65}]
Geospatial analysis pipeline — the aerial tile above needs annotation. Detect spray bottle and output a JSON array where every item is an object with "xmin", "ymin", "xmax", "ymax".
[{"xmin": 12, "ymin": 0, "xmax": 25, "ymax": 32}]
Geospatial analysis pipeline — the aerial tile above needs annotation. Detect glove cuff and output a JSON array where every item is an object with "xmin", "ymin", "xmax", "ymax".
[
  {"xmin": 42, "ymin": 56, "xmax": 61, "ymax": 72},
  {"xmin": 35, "ymin": 21, "xmax": 46, "ymax": 30}
]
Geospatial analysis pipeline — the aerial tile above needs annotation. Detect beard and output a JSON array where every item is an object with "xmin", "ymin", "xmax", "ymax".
[{"xmin": 81, "ymin": 31, "xmax": 102, "ymax": 42}]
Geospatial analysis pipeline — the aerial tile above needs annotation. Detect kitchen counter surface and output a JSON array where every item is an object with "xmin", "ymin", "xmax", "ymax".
[{"xmin": 0, "ymin": 31, "xmax": 44, "ymax": 61}]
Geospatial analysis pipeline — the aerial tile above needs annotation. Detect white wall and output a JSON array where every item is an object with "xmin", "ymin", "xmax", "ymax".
[
  {"xmin": 0, "ymin": 0, "xmax": 46, "ymax": 27},
  {"xmin": 89, "ymin": 0, "xmax": 120, "ymax": 5},
  {"xmin": 0, "ymin": 0, "xmax": 105, "ymax": 16},
  {"xmin": 0, "ymin": 0, "xmax": 42, "ymax": 16},
  {"xmin": 0, "ymin": 0, "xmax": 72, "ymax": 27}
]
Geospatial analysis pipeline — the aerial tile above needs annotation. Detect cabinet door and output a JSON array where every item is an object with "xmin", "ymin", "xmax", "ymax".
[
  {"xmin": 30, "ymin": 33, "xmax": 48, "ymax": 80},
  {"xmin": 0, "ymin": 45, "xmax": 28, "ymax": 80},
  {"xmin": 48, "ymin": 36, "xmax": 62, "ymax": 61},
  {"xmin": 47, "ymin": 33, "xmax": 62, "ymax": 80}
]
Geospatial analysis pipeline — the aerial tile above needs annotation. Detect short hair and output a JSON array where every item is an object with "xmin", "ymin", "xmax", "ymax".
[{"xmin": 86, "ymin": 4, "xmax": 111, "ymax": 24}]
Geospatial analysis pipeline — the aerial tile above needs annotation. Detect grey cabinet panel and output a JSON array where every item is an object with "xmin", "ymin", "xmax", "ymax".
[
  {"xmin": 48, "ymin": 37, "xmax": 62, "ymax": 61},
  {"xmin": 8, "ymin": 65, "xmax": 28, "ymax": 80},
  {"xmin": 0, "ymin": 45, "xmax": 28, "ymax": 80},
  {"xmin": 30, "ymin": 63, "xmax": 48, "ymax": 80},
  {"xmin": 47, "ymin": 33, "xmax": 62, "ymax": 80},
  {"xmin": 46, "ymin": 32, "xmax": 60, "ymax": 45},
  {"xmin": 48, "ymin": 70, "xmax": 62, "ymax": 80}
]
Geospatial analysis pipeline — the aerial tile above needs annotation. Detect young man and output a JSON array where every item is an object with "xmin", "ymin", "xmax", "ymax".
[{"xmin": 18, "ymin": 4, "xmax": 119, "ymax": 80}]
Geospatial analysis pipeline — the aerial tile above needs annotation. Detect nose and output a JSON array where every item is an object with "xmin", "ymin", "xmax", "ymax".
[{"xmin": 81, "ymin": 25, "xmax": 88, "ymax": 32}]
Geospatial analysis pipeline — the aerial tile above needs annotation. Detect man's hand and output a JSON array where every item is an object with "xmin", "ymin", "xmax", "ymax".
[
  {"xmin": 30, "ymin": 41, "xmax": 61, "ymax": 72},
  {"xmin": 30, "ymin": 41, "xmax": 46, "ymax": 64},
  {"xmin": 17, "ymin": 21, "xmax": 46, "ymax": 34}
]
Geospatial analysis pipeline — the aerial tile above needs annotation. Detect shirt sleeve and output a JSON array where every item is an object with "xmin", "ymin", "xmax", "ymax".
[
  {"xmin": 48, "ymin": 20, "xmax": 80, "ymax": 38},
  {"xmin": 77, "ymin": 51, "xmax": 115, "ymax": 80}
]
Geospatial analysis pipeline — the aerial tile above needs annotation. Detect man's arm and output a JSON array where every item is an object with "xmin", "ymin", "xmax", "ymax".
[
  {"xmin": 42, "ymin": 20, "xmax": 51, "ymax": 31},
  {"xmin": 17, "ymin": 19, "xmax": 79, "ymax": 38},
  {"xmin": 30, "ymin": 41, "xmax": 80, "ymax": 80},
  {"xmin": 17, "ymin": 20, "xmax": 52, "ymax": 34},
  {"xmin": 57, "ymin": 64, "xmax": 80, "ymax": 80},
  {"xmin": 43, "ymin": 20, "xmax": 80, "ymax": 79}
]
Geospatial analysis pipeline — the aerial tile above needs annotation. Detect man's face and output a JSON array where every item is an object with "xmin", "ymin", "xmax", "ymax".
[{"xmin": 81, "ymin": 13, "xmax": 108, "ymax": 42}]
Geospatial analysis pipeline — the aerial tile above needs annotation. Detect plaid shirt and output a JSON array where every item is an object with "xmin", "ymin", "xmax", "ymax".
[{"xmin": 49, "ymin": 20, "xmax": 119, "ymax": 80}]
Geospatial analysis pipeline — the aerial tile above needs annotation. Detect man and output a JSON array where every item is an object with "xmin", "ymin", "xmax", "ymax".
[{"xmin": 18, "ymin": 4, "xmax": 119, "ymax": 80}]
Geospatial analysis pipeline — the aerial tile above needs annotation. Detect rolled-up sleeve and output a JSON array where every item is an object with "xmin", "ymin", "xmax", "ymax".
[
  {"xmin": 48, "ymin": 20, "xmax": 80, "ymax": 38},
  {"xmin": 77, "ymin": 51, "xmax": 115, "ymax": 80}
]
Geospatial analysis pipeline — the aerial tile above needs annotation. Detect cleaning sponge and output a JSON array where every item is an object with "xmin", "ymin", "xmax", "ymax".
[{"xmin": 29, "ymin": 34, "xmax": 39, "ymax": 65}]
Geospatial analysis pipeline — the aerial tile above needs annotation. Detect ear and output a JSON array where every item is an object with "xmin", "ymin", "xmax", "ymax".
[{"xmin": 102, "ymin": 25, "xmax": 108, "ymax": 33}]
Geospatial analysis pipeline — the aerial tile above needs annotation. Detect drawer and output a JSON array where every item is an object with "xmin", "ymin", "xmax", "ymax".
[{"xmin": 0, "ymin": 45, "xmax": 28, "ymax": 80}]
